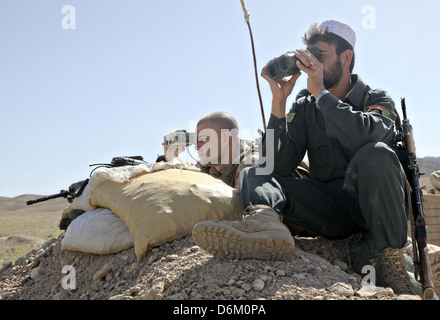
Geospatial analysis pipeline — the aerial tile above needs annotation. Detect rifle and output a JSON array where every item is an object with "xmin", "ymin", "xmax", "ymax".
[
  {"xmin": 26, "ymin": 156, "xmax": 146, "ymax": 206},
  {"xmin": 398, "ymin": 98, "xmax": 435, "ymax": 300},
  {"xmin": 26, "ymin": 179, "xmax": 89, "ymax": 205},
  {"xmin": 88, "ymin": 155, "xmax": 146, "ymax": 175}
]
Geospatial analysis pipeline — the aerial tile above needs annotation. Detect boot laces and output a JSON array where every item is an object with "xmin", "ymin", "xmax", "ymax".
[{"xmin": 380, "ymin": 248, "xmax": 416, "ymax": 295}]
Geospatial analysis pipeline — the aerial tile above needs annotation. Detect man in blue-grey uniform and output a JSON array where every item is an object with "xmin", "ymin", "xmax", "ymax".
[{"xmin": 192, "ymin": 20, "xmax": 418, "ymax": 297}]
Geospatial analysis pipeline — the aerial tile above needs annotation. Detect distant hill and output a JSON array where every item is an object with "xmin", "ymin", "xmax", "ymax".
[
  {"xmin": 422, "ymin": 157, "xmax": 440, "ymax": 164},
  {"xmin": 0, "ymin": 194, "xmax": 67, "ymax": 215},
  {"xmin": 419, "ymin": 158, "xmax": 440, "ymax": 176}
]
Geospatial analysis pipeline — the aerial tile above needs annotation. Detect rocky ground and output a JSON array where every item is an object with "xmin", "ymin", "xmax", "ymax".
[{"xmin": 2, "ymin": 232, "xmax": 432, "ymax": 302}]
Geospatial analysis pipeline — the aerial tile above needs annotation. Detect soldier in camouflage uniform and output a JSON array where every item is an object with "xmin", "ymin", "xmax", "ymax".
[
  {"xmin": 195, "ymin": 111, "xmax": 258, "ymax": 190},
  {"xmin": 158, "ymin": 111, "xmax": 259, "ymax": 190},
  {"xmin": 192, "ymin": 20, "xmax": 419, "ymax": 298}
]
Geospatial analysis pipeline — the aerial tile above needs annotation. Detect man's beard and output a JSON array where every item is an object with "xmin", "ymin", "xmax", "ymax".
[{"xmin": 323, "ymin": 57, "xmax": 343, "ymax": 89}]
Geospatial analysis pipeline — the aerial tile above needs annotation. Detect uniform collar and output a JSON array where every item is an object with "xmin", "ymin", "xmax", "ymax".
[{"xmin": 342, "ymin": 74, "xmax": 367, "ymax": 108}]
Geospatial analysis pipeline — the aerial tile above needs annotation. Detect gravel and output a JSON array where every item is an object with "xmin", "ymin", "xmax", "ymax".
[{"xmin": 0, "ymin": 233, "xmax": 404, "ymax": 301}]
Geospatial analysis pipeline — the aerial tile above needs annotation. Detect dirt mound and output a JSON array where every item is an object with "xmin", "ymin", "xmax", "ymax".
[{"xmin": 0, "ymin": 233, "xmax": 409, "ymax": 301}]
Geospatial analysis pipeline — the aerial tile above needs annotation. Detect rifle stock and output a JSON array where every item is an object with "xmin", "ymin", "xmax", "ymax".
[{"xmin": 401, "ymin": 98, "xmax": 435, "ymax": 300}]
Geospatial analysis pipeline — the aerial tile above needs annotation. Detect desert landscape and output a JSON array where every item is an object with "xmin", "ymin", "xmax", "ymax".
[{"xmin": 1, "ymin": 157, "xmax": 439, "ymax": 302}]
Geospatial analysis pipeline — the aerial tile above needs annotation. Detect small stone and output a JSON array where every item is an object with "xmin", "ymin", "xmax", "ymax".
[
  {"xmin": 147, "ymin": 254, "xmax": 158, "ymax": 265},
  {"xmin": 301, "ymin": 257, "xmax": 311, "ymax": 263},
  {"xmin": 241, "ymin": 283, "xmax": 252, "ymax": 291},
  {"xmin": 233, "ymin": 288, "xmax": 245, "ymax": 297},
  {"xmin": 52, "ymin": 290, "xmax": 69, "ymax": 300},
  {"xmin": 93, "ymin": 264, "xmax": 112, "ymax": 281},
  {"xmin": 332, "ymin": 259, "xmax": 348, "ymax": 271},
  {"xmin": 276, "ymin": 269, "xmax": 286, "ymax": 276},
  {"xmin": 30, "ymin": 266, "xmax": 42, "ymax": 280},
  {"xmin": 329, "ymin": 282, "xmax": 354, "ymax": 297},
  {"xmin": 141, "ymin": 282, "xmax": 165, "ymax": 300},
  {"xmin": 293, "ymin": 273, "xmax": 306, "ymax": 281},
  {"xmin": 130, "ymin": 286, "xmax": 141, "ymax": 294},
  {"xmin": 166, "ymin": 254, "xmax": 178, "ymax": 261},
  {"xmin": 109, "ymin": 294, "xmax": 127, "ymax": 300},
  {"xmin": 258, "ymin": 274, "xmax": 268, "ymax": 282},
  {"xmin": 356, "ymin": 286, "xmax": 378, "ymax": 298},
  {"xmin": 26, "ymin": 258, "xmax": 40, "ymax": 270},
  {"xmin": 252, "ymin": 279, "xmax": 265, "ymax": 291}
]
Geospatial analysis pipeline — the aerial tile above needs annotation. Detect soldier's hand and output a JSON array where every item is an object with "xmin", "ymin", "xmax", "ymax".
[
  {"xmin": 261, "ymin": 59, "xmax": 301, "ymax": 119},
  {"xmin": 294, "ymin": 49, "xmax": 325, "ymax": 98}
]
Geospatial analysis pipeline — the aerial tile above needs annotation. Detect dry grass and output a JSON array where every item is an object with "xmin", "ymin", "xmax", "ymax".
[{"xmin": 0, "ymin": 195, "xmax": 67, "ymax": 267}]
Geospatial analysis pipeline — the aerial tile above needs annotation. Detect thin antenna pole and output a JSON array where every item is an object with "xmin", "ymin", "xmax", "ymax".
[{"xmin": 239, "ymin": 0, "xmax": 266, "ymax": 131}]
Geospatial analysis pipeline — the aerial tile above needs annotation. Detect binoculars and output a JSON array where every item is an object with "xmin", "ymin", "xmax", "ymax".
[
  {"xmin": 163, "ymin": 130, "xmax": 196, "ymax": 147},
  {"xmin": 267, "ymin": 47, "xmax": 321, "ymax": 79}
]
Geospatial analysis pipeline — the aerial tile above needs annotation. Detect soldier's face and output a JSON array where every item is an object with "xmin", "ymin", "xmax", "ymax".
[
  {"xmin": 313, "ymin": 41, "xmax": 343, "ymax": 89},
  {"xmin": 196, "ymin": 121, "xmax": 220, "ymax": 165},
  {"xmin": 324, "ymin": 56, "xmax": 343, "ymax": 89}
]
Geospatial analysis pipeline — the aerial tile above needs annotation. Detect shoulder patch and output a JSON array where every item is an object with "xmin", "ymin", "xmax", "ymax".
[
  {"xmin": 286, "ymin": 113, "xmax": 296, "ymax": 123},
  {"xmin": 364, "ymin": 105, "xmax": 390, "ymax": 117}
]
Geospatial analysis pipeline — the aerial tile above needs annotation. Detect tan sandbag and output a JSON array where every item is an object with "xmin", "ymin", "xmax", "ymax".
[
  {"xmin": 90, "ymin": 169, "xmax": 243, "ymax": 260},
  {"xmin": 431, "ymin": 171, "xmax": 440, "ymax": 190}
]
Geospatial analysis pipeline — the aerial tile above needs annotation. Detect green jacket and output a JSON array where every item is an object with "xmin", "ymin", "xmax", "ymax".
[{"xmin": 263, "ymin": 75, "xmax": 398, "ymax": 182}]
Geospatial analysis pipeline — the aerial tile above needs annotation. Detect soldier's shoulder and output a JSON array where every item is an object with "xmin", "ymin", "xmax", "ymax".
[{"xmin": 289, "ymin": 89, "xmax": 312, "ymax": 113}]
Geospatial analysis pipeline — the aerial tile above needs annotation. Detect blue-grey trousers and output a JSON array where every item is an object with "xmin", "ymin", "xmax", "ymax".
[{"xmin": 239, "ymin": 142, "xmax": 408, "ymax": 251}]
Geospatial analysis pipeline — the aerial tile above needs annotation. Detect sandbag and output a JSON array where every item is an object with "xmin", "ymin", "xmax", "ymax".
[
  {"xmin": 69, "ymin": 184, "xmax": 94, "ymax": 212},
  {"xmin": 61, "ymin": 208, "xmax": 134, "ymax": 254},
  {"xmin": 90, "ymin": 168, "xmax": 243, "ymax": 260},
  {"xmin": 431, "ymin": 170, "xmax": 440, "ymax": 190}
]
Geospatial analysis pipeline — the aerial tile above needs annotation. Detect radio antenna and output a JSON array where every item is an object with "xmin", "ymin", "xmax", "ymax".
[{"xmin": 239, "ymin": 0, "xmax": 266, "ymax": 131}]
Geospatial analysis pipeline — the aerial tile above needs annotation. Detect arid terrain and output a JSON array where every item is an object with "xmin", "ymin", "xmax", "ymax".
[{"xmin": 1, "ymin": 157, "xmax": 439, "ymax": 303}]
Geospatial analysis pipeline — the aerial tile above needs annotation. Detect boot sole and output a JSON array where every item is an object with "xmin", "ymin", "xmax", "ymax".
[{"xmin": 192, "ymin": 221, "xmax": 295, "ymax": 261}]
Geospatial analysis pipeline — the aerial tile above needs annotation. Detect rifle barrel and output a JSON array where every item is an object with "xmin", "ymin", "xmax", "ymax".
[
  {"xmin": 401, "ymin": 97, "xmax": 407, "ymax": 119},
  {"xmin": 26, "ymin": 190, "xmax": 68, "ymax": 205}
]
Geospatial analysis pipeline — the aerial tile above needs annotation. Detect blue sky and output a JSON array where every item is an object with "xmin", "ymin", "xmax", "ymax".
[{"xmin": 1, "ymin": 0, "xmax": 439, "ymax": 197}]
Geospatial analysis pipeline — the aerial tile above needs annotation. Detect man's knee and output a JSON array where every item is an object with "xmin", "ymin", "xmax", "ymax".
[
  {"xmin": 344, "ymin": 142, "xmax": 406, "ymax": 197},
  {"xmin": 351, "ymin": 142, "xmax": 403, "ymax": 175}
]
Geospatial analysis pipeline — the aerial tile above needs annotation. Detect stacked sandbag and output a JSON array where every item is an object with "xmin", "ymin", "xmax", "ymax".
[
  {"xmin": 61, "ymin": 208, "xmax": 134, "ymax": 254},
  {"xmin": 431, "ymin": 170, "xmax": 440, "ymax": 190},
  {"xmin": 89, "ymin": 168, "xmax": 243, "ymax": 260}
]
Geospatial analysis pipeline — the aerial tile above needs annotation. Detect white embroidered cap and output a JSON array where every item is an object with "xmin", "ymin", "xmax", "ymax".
[{"xmin": 318, "ymin": 20, "xmax": 356, "ymax": 49}]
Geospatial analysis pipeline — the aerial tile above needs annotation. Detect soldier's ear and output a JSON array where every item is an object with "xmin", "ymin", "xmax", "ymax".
[
  {"xmin": 221, "ymin": 130, "xmax": 232, "ymax": 145},
  {"xmin": 341, "ymin": 49, "xmax": 353, "ymax": 67}
]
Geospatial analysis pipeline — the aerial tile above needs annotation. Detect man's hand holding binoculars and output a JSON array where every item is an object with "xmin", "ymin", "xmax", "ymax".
[
  {"xmin": 261, "ymin": 62, "xmax": 301, "ymax": 119},
  {"xmin": 294, "ymin": 48, "xmax": 325, "ymax": 99},
  {"xmin": 261, "ymin": 47, "xmax": 323, "ymax": 119}
]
